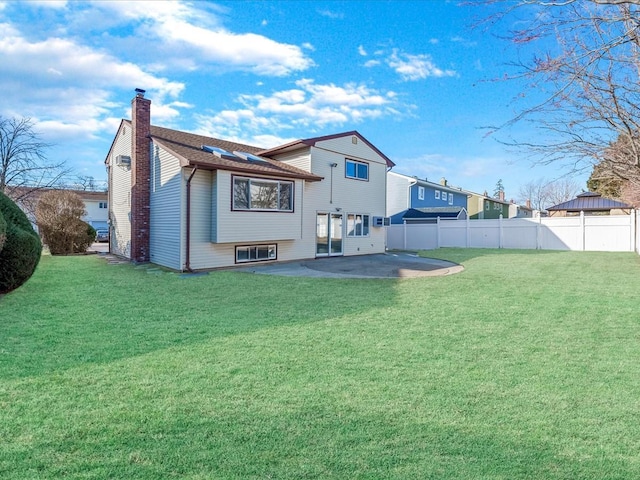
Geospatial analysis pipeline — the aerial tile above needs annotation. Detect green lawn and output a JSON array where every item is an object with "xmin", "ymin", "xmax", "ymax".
[{"xmin": 2, "ymin": 249, "xmax": 640, "ymax": 479}]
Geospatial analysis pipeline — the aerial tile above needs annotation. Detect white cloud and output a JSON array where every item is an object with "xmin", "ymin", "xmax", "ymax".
[
  {"xmin": 0, "ymin": 24, "xmax": 184, "ymax": 138},
  {"xmin": 95, "ymin": 1, "xmax": 314, "ymax": 77},
  {"xmin": 364, "ymin": 59, "xmax": 381, "ymax": 68},
  {"xmin": 358, "ymin": 45, "xmax": 367, "ymax": 56},
  {"xmin": 193, "ymin": 79, "xmax": 406, "ymax": 146},
  {"xmin": 318, "ymin": 9, "xmax": 344, "ymax": 19},
  {"xmin": 387, "ymin": 49, "xmax": 456, "ymax": 80}
]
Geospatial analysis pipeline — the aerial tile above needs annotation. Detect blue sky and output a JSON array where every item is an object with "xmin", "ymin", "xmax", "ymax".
[{"xmin": 0, "ymin": 0, "xmax": 588, "ymax": 199}]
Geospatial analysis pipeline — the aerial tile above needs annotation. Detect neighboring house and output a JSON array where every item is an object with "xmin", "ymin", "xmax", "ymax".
[
  {"xmin": 104, "ymin": 91, "xmax": 394, "ymax": 271},
  {"xmin": 547, "ymin": 192, "xmax": 632, "ymax": 217},
  {"xmin": 386, "ymin": 172, "xmax": 469, "ymax": 224},
  {"xmin": 5, "ymin": 186, "xmax": 108, "ymax": 230},
  {"xmin": 465, "ymin": 190, "xmax": 511, "ymax": 219},
  {"xmin": 509, "ymin": 199, "xmax": 536, "ymax": 218}
]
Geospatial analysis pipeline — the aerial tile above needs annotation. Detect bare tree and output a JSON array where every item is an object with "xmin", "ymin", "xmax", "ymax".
[
  {"xmin": 518, "ymin": 177, "xmax": 582, "ymax": 210},
  {"xmin": 0, "ymin": 116, "xmax": 70, "ymax": 201},
  {"xmin": 478, "ymin": 1, "xmax": 640, "ymax": 184},
  {"xmin": 518, "ymin": 178, "xmax": 551, "ymax": 210}
]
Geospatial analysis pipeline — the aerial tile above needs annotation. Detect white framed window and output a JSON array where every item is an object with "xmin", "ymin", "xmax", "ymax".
[
  {"xmin": 435, "ymin": 190, "xmax": 440, "ymax": 200},
  {"xmin": 418, "ymin": 186, "xmax": 425, "ymax": 200},
  {"xmin": 485, "ymin": 202, "xmax": 490, "ymax": 211},
  {"xmin": 232, "ymin": 176, "xmax": 293, "ymax": 212},
  {"xmin": 235, "ymin": 244, "xmax": 277, "ymax": 263},
  {"xmin": 347, "ymin": 213, "xmax": 370, "ymax": 237},
  {"xmin": 448, "ymin": 193, "xmax": 453, "ymax": 205},
  {"xmin": 345, "ymin": 159, "xmax": 369, "ymax": 181}
]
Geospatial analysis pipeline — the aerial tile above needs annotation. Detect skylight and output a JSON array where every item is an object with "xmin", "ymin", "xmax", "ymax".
[
  {"xmin": 233, "ymin": 151, "xmax": 268, "ymax": 163},
  {"xmin": 201, "ymin": 145, "xmax": 238, "ymax": 160}
]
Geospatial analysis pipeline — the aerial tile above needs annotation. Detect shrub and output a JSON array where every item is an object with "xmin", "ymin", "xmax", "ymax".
[
  {"xmin": 0, "ymin": 209, "xmax": 6, "ymax": 253},
  {"xmin": 0, "ymin": 191, "xmax": 42, "ymax": 295},
  {"xmin": 36, "ymin": 190, "xmax": 92, "ymax": 255}
]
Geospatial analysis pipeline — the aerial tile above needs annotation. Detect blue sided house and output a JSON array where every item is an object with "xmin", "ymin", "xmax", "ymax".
[{"xmin": 386, "ymin": 172, "xmax": 469, "ymax": 224}]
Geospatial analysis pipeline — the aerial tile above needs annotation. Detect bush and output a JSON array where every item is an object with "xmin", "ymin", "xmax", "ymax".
[
  {"xmin": 0, "ymin": 209, "xmax": 6, "ymax": 253},
  {"xmin": 0, "ymin": 191, "xmax": 42, "ymax": 295},
  {"xmin": 36, "ymin": 190, "xmax": 92, "ymax": 255}
]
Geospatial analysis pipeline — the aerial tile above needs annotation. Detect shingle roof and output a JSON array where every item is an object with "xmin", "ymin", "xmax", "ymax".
[
  {"xmin": 402, "ymin": 206, "xmax": 465, "ymax": 219},
  {"xmin": 120, "ymin": 121, "xmax": 323, "ymax": 182},
  {"xmin": 258, "ymin": 130, "xmax": 396, "ymax": 168},
  {"xmin": 547, "ymin": 192, "xmax": 631, "ymax": 211}
]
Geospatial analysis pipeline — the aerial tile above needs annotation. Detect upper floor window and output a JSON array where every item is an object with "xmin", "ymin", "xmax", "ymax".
[
  {"xmin": 345, "ymin": 159, "xmax": 368, "ymax": 181},
  {"xmin": 99, "ymin": 202, "xmax": 108, "ymax": 209},
  {"xmin": 233, "ymin": 176, "xmax": 293, "ymax": 212},
  {"xmin": 435, "ymin": 190, "xmax": 440, "ymax": 200},
  {"xmin": 418, "ymin": 186, "xmax": 425, "ymax": 200},
  {"xmin": 448, "ymin": 193, "xmax": 453, "ymax": 205}
]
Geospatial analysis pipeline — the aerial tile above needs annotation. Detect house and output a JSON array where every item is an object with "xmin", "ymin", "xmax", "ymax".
[
  {"xmin": 386, "ymin": 173, "xmax": 469, "ymax": 224},
  {"xmin": 509, "ymin": 199, "xmax": 536, "ymax": 218},
  {"xmin": 5, "ymin": 186, "xmax": 108, "ymax": 231},
  {"xmin": 547, "ymin": 192, "xmax": 632, "ymax": 217},
  {"xmin": 104, "ymin": 91, "xmax": 394, "ymax": 271},
  {"xmin": 465, "ymin": 190, "xmax": 511, "ymax": 219}
]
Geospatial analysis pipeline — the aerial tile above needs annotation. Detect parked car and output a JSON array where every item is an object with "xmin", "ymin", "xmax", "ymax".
[{"xmin": 95, "ymin": 229, "xmax": 109, "ymax": 242}]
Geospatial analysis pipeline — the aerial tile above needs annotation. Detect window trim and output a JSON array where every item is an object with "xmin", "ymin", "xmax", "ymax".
[
  {"xmin": 345, "ymin": 158, "xmax": 369, "ymax": 181},
  {"xmin": 346, "ymin": 213, "xmax": 370, "ymax": 237},
  {"xmin": 448, "ymin": 193, "xmax": 453, "ymax": 205},
  {"xmin": 232, "ymin": 175, "xmax": 294, "ymax": 212},
  {"xmin": 418, "ymin": 186, "xmax": 425, "ymax": 200},
  {"xmin": 435, "ymin": 190, "xmax": 440, "ymax": 200},
  {"xmin": 235, "ymin": 244, "xmax": 277, "ymax": 264}
]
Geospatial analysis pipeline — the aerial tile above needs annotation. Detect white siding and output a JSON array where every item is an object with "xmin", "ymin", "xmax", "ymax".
[
  {"xmin": 214, "ymin": 172, "xmax": 304, "ymax": 244},
  {"xmin": 271, "ymin": 136, "xmax": 389, "ymax": 259},
  {"xmin": 108, "ymin": 124, "xmax": 132, "ymax": 258},
  {"xmin": 386, "ymin": 172, "xmax": 411, "ymax": 218},
  {"xmin": 149, "ymin": 144, "xmax": 183, "ymax": 270},
  {"xmin": 83, "ymin": 199, "xmax": 108, "ymax": 227},
  {"xmin": 274, "ymin": 150, "xmax": 312, "ymax": 172}
]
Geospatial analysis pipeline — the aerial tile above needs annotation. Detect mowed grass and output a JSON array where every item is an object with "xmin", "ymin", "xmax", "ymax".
[{"xmin": 1, "ymin": 249, "xmax": 640, "ymax": 479}]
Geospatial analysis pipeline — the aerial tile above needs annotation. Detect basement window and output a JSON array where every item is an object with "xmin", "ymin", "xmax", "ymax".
[{"xmin": 235, "ymin": 244, "xmax": 277, "ymax": 263}]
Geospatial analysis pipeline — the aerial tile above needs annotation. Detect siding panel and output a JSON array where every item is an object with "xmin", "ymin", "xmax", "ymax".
[{"xmin": 149, "ymin": 144, "xmax": 183, "ymax": 270}]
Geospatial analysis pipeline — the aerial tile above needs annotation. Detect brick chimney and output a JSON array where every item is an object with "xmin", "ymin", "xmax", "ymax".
[
  {"xmin": 130, "ymin": 89, "xmax": 151, "ymax": 263},
  {"xmin": 439, "ymin": 177, "xmax": 447, "ymax": 187},
  {"xmin": 498, "ymin": 190, "xmax": 505, "ymax": 202}
]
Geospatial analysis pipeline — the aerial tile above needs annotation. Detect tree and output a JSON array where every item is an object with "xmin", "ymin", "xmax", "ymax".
[
  {"xmin": 479, "ymin": 1, "xmax": 640, "ymax": 184},
  {"xmin": 587, "ymin": 162, "xmax": 623, "ymax": 199},
  {"xmin": 493, "ymin": 178, "xmax": 505, "ymax": 198},
  {"xmin": 518, "ymin": 177, "xmax": 582, "ymax": 210},
  {"xmin": 0, "ymin": 190, "xmax": 42, "ymax": 295},
  {"xmin": 0, "ymin": 116, "xmax": 70, "ymax": 202},
  {"xmin": 35, "ymin": 190, "xmax": 94, "ymax": 255}
]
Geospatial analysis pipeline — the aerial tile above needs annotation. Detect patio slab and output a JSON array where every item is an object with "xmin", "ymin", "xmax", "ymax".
[{"xmin": 239, "ymin": 252, "xmax": 463, "ymax": 279}]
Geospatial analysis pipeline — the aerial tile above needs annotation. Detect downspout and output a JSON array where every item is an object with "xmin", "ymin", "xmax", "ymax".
[{"xmin": 184, "ymin": 166, "xmax": 198, "ymax": 272}]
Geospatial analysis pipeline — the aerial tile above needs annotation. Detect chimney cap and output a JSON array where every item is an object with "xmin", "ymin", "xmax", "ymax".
[{"xmin": 135, "ymin": 88, "xmax": 146, "ymax": 97}]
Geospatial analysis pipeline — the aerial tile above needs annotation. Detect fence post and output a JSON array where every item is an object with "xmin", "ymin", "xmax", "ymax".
[
  {"xmin": 403, "ymin": 220, "xmax": 407, "ymax": 250},
  {"xmin": 436, "ymin": 216, "xmax": 441, "ymax": 248},
  {"xmin": 466, "ymin": 215, "xmax": 470, "ymax": 248},
  {"xmin": 580, "ymin": 211, "xmax": 585, "ymax": 251},
  {"xmin": 630, "ymin": 209, "xmax": 636, "ymax": 253},
  {"xmin": 499, "ymin": 214, "xmax": 503, "ymax": 249},
  {"xmin": 537, "ymin": 215, "xmax": 542, "ymax": 250}
]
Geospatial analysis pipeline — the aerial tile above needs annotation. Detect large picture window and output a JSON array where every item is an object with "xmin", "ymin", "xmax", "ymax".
[
  {"xmin": 233, "ymin": 177, "xmax": 293, "ymax": 211},
  {"xmin": 347, "ymin": 214, "xmax": 370, "ymax": 237},
  {"xmin": 345, "ymin": 159, "xmax": 369, "ymax": 181}
]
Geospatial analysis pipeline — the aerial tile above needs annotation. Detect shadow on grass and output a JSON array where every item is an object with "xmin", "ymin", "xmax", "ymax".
[
  {"xmin": 0, "ymin": 255, "xmax": 402, "ymax": 380},
  {"xmin": 418, "ymin": 247, "xmax": 590, "ymax": 265}
]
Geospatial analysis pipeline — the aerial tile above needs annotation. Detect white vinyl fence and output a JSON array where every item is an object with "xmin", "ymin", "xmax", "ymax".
[{"xmin": 387, "ymin": 211, "xmax": 639, "ymax": 253}]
